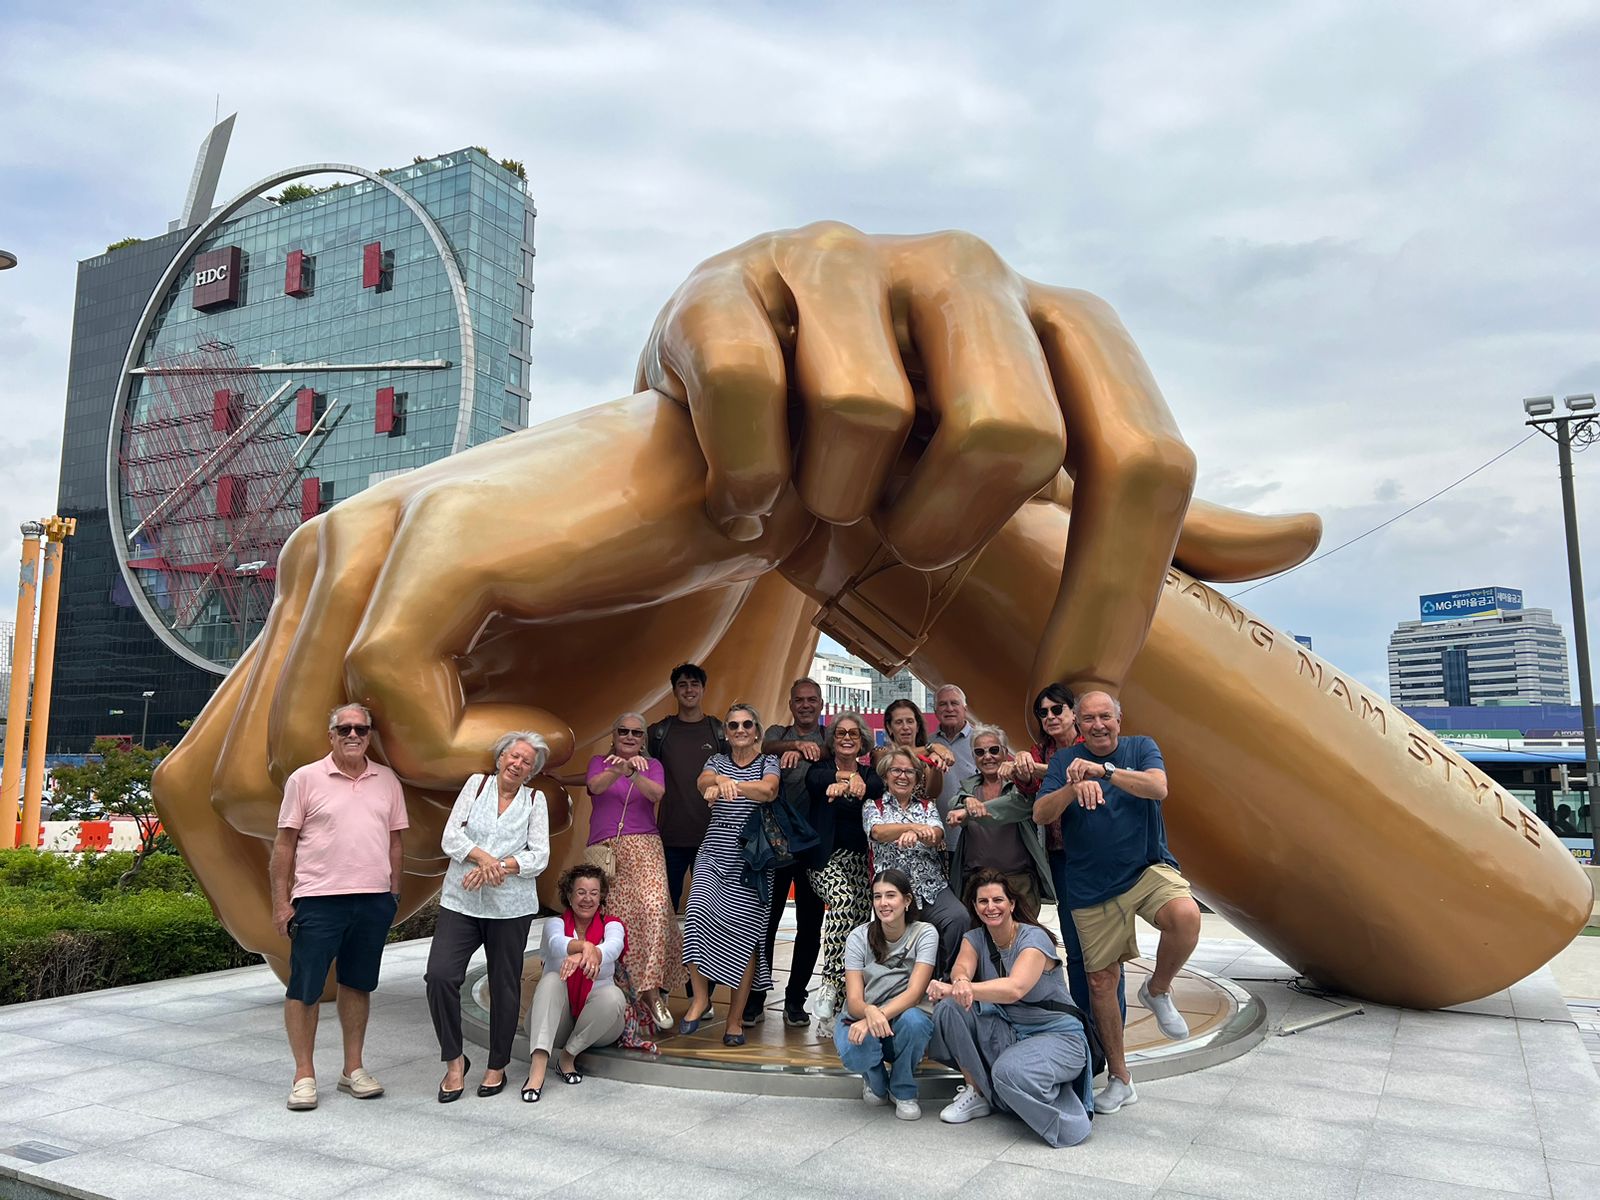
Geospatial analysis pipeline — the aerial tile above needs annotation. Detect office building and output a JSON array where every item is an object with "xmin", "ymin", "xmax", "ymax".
[
  {"xmin": 1388, "ymin": 586, "xmax": 1571, "ymax": 707},
  {"xmin": 50, "ymin": 133, "xmax": 535, "ymax": 750}
]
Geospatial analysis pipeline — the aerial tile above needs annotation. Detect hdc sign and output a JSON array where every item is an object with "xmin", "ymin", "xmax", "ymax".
[{"xmin": 192, "ymin": 246, "xmax": 242, "ymax": 310}]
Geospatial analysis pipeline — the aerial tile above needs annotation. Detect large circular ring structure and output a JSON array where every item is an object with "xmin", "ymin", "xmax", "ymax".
[{"xmin": 105, "ymin": 162, "xmax": 478, "ymax": 675}]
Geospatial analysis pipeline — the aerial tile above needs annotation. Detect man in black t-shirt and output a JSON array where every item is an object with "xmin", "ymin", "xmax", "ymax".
[
  {"xmin": 647, "ymin": 662, "xmax": 728, "ymax": 909},
  {"xmin": 747, "ymin": 677, "xmax": 828, "ymax": 1027}
]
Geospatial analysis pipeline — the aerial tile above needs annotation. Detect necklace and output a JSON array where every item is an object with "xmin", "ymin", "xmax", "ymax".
[{"xmin": 993, "ymin": 923, "xmax": 1018, "ymax": 951}]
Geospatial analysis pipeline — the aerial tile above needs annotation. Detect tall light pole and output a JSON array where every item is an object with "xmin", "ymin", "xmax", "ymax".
[
  {"xmin": 1524, "ymin": 394, "xmax": 1600, "ymax": 857},
  {"xmin": 140, "ymin": 691, "xmax": 156, "ymax": 747}
]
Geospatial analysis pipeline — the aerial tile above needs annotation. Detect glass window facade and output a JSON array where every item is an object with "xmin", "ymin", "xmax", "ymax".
[{"xmin": 51, "ymin": 151, "xmax": 535, "ymax": 750}]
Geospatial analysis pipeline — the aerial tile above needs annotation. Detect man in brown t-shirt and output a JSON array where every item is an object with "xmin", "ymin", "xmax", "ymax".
[{"xmin": 647, "ymin": 662, "xmax": 728, "ymax": 909}]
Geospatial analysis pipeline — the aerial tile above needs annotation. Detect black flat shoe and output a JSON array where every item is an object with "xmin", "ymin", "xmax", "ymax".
[
  {"xmin": 437, "ymin": 1056, "xmax": 470, "ymax": 1103},
  {"xmin": 477, "ymin": 1076, "xmax": 506, "ymax": 1097},
  {"xmin": 521, "ymin": 1082, "xmax": 542, "ymax": 1103},
  {"xmin": 558, "ymin": 1069, "xmax": 583, "ymax": 1085}
]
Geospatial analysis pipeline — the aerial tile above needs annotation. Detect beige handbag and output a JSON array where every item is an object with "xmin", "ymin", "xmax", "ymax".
[{"xmin": 583, "ymin": 777, "xmax": 633, "ymax": 878}]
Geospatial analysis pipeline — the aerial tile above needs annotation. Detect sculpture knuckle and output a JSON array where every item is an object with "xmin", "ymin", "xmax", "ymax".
[{"xmin": 935, "ymin": 229, "xmax": 1007, "ymax": 275}]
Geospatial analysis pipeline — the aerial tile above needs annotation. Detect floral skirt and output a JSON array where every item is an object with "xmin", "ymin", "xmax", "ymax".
[{"xmin": 605, "ymin": 833, "xmax": 686, "ymax": 996}]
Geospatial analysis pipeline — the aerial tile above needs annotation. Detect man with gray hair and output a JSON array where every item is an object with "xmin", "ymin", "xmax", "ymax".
[
  {"xmin": 1034, "ymin": 690, "xmax": 1201, "ymax": 1116},
  {"xmin": 271, "ymin": 703, "xmax": 409, "ymax": 1111},
  {"xmin": 928, "ymin": 684, "xmax": 976, "ymax": 824}
]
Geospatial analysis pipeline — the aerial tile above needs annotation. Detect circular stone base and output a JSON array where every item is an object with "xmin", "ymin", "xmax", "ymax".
[{"xmin": 461, "ymin": 953, "xmax": 1263, "ymax": 1099}]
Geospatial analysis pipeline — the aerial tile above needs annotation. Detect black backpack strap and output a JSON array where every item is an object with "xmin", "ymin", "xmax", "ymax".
[{"xmin": 980, "ymin": 925, "xmax": 1106, "ymax": 1085}]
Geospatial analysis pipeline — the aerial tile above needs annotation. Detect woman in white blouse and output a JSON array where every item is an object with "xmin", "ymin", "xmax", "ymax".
[
  {"xmin": 522, "ymin": 863, "xmax": 628, "ymax": 1102},
  {"xmin": 425, "ymin": 731, "xmax": 551, "ymax": 1103}
]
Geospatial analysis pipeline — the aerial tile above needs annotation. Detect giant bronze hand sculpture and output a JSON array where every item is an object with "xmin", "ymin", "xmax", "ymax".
[{"xmin": 154, "ymin": 224, "xmax": 1591, "ymax": 1008}]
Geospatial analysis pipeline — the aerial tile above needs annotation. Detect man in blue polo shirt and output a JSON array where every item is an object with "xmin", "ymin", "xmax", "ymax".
[{"xmin": 1034, "ymin": 691, "xmax": 1201, "ymax": 1116}]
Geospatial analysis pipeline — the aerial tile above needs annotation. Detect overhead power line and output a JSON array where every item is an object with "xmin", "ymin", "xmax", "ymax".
[{"xmin": 1229, "ymin": 433, "xmax": 1538, "ymax": 600}]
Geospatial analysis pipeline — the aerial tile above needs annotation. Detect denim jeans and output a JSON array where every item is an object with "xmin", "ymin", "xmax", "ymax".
[{"xmin": 833, "ymin": 1006, "xmax": 935, "ymax": 1101}]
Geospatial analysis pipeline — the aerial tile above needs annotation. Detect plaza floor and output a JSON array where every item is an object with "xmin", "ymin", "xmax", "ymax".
[{"xmin": 2, "ymin": 922, "xmax": 1597, "ymax": 1200}]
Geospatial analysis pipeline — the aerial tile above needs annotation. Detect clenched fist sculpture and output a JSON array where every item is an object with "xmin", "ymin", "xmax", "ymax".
[{"xmin": 154, "ymin": 224, "xmax": 1591, "ymax": 1009}]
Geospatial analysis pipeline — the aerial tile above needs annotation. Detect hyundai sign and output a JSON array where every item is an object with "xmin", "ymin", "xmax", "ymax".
[{"xmin": 1419, "ymin": 586, "xmax": 1524, "ymax": 623}]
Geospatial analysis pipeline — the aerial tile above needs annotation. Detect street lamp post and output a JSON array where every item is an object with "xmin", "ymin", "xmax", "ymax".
[
  {"xmin": 1524, "ymin": 394, "xmax": 1600, "ymax": 856},
  {"xmin": 140, "ymin": 691, "xmax": 156, "ymax": 748}
]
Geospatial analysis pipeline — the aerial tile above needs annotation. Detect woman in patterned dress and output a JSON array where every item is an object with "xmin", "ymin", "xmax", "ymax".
[
  {"xmin": 584, "ymin": 711, "xmax": 685, "ymax": 1031},
  {"xmin": 803, "ymin": 711, "xmax": 883, "ymax": 1036},
  {"xmin": 679, "ymin": 703, "xmax": 781, "ymax": 1047},
  {"xmin": 864, "ymin": 747, "xmax": 969, "ymax": 975}
]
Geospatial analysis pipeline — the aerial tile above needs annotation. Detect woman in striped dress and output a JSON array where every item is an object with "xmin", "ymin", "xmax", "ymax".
[{"xmin": 680, "ymin": 702, "xmax": 781, "ymax": 1047}]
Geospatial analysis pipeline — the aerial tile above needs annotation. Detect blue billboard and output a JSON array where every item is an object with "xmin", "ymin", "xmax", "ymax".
[{"xmin": 1419, "ymin": 586, "xmax": 1523, "ymax": 623}]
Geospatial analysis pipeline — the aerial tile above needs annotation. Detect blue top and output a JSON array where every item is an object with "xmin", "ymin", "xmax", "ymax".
[{"xmin": 1042, "ymin": 735, "xmax": 1176, "ymax": 908}]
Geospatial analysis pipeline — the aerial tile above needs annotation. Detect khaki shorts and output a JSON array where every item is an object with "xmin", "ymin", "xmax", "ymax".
[{"xmin": 1070, "ymin": 863, "xmax": 1192, "ymax": 973}]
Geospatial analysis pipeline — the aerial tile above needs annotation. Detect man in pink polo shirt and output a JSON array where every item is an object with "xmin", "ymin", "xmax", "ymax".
[{"xmin": 270, "ymin": 703, "xmax": 408, "ymax": 1111}]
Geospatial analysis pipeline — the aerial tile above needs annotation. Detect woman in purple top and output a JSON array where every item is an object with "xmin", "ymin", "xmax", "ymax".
[{"xmin": 585, "ymin": 711, "xmax": 684, "ymax": 1031}]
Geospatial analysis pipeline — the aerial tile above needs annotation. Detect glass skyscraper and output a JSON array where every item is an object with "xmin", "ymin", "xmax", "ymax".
[{"xmin": 50, "ymin": 149, "xmax": 535, "ymax": 751}]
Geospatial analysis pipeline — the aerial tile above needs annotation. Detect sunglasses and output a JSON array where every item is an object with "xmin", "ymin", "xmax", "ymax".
[
  {"xmin": 334, "ymin": 724, "xmax": 371, "ymax": 737},
  {"xmin": 727, "ymin": 719, "xmax": 757, "ymax": 731},
  {"xmin": 834, "ymin": 728, "xmax": 861, "ymax": 738},
  {"xmin": 614, "ymin": 727, "xmax": 645, "ymax": 738},
  {"xmin": 973, "ymin": 746, "xmax": 1004, "ymax": 758},
  {"xmin": 1036, "ymin": 703, "xmax": 1069, "ymax": 719}
]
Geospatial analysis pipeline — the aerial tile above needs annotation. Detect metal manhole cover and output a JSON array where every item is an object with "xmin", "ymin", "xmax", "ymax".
[{"xmin": 4, "ymin": 1141, "xmax": 76, "ymax": 1164}]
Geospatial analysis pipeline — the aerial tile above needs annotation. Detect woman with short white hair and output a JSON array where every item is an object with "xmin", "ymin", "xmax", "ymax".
[{"xmin": 425, "ymin": 731, "xmax": 551, "ymax": 1102}]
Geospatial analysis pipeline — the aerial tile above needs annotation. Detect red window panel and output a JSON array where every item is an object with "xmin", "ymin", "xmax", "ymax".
[
  {"xmin": 362, "ymin": 241, "xmax": 384, "ymax": 289},
  {"xmin": 375, "ymin": 386, "xmax": 396, "ymax": 433},
  {"xmin": 301, "ymin": 477, "xmax": 322, "ymax": 520},
  {"xmin": 212, "ymin": 389, "xmax": 238, "ymax": 433},
  {"xmin": 216, "ymin": 474, "xmax": 246, "ymax": 519},
  {"xmin": 294, "ymin": 387, "xmax": 318, "ymax": 434},
  {"xmin": 285, "ymin": 249, "xmax": 310, "ymax": 297}
]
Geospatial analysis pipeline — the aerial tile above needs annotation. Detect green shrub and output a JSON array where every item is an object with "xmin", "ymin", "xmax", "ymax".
[
  {"xmin": 0, "ymin": 851, "xmax": 250, "ymax": 1004},
  {"xmin": 0, "ymin": 886, "xmax": 254, "ymax": 1005}
]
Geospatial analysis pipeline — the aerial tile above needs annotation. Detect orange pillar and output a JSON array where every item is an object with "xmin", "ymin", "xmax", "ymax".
[
  {"xmin": 1, "ymin": 522, "xmax": 43, "ymax": 849},
  {"xmin": 20, "ymin": 516, "xmax": 75, "ymax": 850}
]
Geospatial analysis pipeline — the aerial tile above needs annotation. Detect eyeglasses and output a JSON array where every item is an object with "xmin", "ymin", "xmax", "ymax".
[
  {"xmin": 334, "ymin": 724, "xmax": 371, "ymax": 737},
  {"xmin": 834, "ymin": 728, "xmax": 861, "ymax": 739},
  {"xmin": 973, "ymin": 746, "xmax": 1004, "ymax": 758},
  {"xmin": 614, "ymin": 727, "xmax": 645, "ymax": 738},
  {"xmin": 1035, "ymin": 703, "xmax": 1068, "ymax": 719},
  {"xmin": 727, "ymin": 719, "xmax": 757, "ymax": 731},
  {"xmin": 886, "ymin": 766, "xmax": 918, "ymax": 777}
]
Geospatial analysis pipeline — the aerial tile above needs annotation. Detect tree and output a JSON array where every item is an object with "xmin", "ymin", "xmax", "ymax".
[
  {"xmin": 50, "ymin": 739, "xmax": 170, "ymax": 882},
  {"xmin": 105, "ymin": 236, "xmax": 143, "ymax": 253},
  {"xmin": 498, "ymin": 158, "xmax": 527, "ymax": 182}
]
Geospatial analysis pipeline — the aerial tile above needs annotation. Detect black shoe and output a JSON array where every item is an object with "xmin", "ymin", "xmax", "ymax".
[
  {"xmin": 477, "ymin": 1074, "xmax": 506, "ymax": 1097},
  {"xmin": 438, "ymin": 1055, "xmax": 470, "ymax": 1104},
  {"xmin": 783, "ymin": 1000, "xmax": 811, "ymax": 1027},
  {"xmin": 743, "ymin": 998, "xmax": 767, "ymax": 1025}
]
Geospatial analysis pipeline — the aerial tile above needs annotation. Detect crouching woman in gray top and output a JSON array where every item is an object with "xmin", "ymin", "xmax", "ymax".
[
  {"xmin": 835, "ymin": 869, "xmax": 939, "ymax": 1122},
  {"xmin": 427, "ymin": 732, "xmax": 551, "ymax": 1102},
  {"xmin": 522, "ymin": 864, "xmax": 628, "ymax": 1102},
  {"xmin": 927, "ymin": 868, "xmax": 1094, "ymax": 1147}
]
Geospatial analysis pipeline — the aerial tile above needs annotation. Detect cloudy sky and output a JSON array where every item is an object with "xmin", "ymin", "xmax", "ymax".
[{"xmin": 2, "ymin": 0, "xmax": 1597, "ymax": 699}]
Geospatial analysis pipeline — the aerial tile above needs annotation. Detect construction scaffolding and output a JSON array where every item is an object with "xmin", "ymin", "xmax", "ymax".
[{"xmin": 116, "ymin": 341, "xmax": 308, "ymax": 662}]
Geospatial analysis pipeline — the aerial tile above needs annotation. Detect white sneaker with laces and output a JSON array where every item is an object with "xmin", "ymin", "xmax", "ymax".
[
  {"xmin": 862, "ymin": 1080, "xmax": 889, "ymax": 1106},
  {"xmin": 1139, "ymin": 980, "xmax": 1190, "ymax": 1040},
  {"xmin": 894, "ymin": 1098, "xmax": 922, "ymax": 1121},
  {"xmin": 1094, "ymin": 1074, "xmax": 1138, "ymax": 1114},
  {"xmin": 939, "ymin": 1085, "xmax": 993, "ymax": 1124}
]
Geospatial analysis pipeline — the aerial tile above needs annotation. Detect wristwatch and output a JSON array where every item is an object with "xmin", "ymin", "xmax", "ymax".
[{"xmin": 1102, "ymin": 763, "xmax": 1117, "ymax": 783}]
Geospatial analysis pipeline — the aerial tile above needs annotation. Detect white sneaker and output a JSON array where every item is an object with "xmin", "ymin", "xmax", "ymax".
[
  {"xmin": 894, "ymin": 1098, "xmax": 922, "ymax": 1121},
  {"xmin": 1094, "ymin": 1074, "xmax": 1138, "ymax": 1114},
  {"xmin": 1139, "ymin": 980, "xmax": 1190, "ymax": 1040},
  {"xmin": 814, "ymin": 986, "xmax": 836, "ymax": 1037},
  {"xmin": 939, "ymin": 1085, "xmax": 992, "ymax": 1124},
  {"xmin": 862, "ymin": 1080, "xmax": 889, "ymax": 1106}
]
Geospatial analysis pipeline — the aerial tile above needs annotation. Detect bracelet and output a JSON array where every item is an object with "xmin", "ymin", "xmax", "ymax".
[{"xmin": 951, "ymin": 976, "xmax": 972, "ymax": 985}]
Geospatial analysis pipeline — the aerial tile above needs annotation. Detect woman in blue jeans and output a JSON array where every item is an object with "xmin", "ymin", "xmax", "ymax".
[{"xmin": 835, "ymin": 869, "xmax": 938, "ymax": 1121}]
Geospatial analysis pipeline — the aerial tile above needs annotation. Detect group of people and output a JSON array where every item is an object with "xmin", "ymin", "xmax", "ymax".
[{"xmin": 268, "ymin": 665, "xmax": 1203, "ymax": 1149}]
